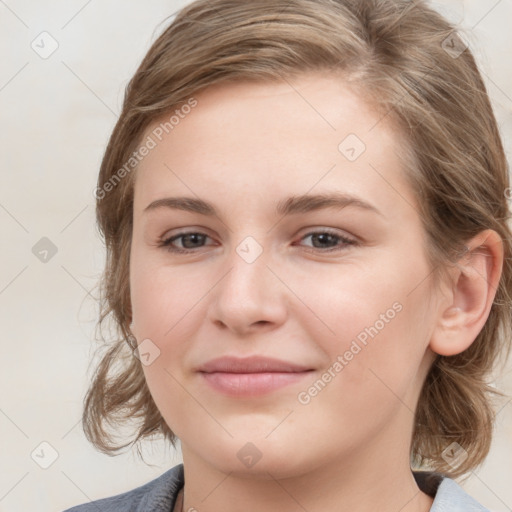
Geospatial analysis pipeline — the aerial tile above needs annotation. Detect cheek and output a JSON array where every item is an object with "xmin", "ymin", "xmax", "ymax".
[
  {"xmin": 130, "ymin": 264, "xmax": 200, "ymax": 436},
  {"xmin": 130, "ymin": 251, "xmax": 209, "ymax": 340},
  {"xmin": 293, "ymin": 306, "xmax": 429, "ymax": 444},
  {"xmin": 129, "ymin": 256, "xmax": 213, "ymax": 409},
  {"xmin": 288, "ymin": 258, "xmax": 433, "ymax": 402}
]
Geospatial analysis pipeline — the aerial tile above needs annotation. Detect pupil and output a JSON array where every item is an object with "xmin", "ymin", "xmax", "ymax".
[
  {"xmin": 183, "ymin": 234, "xmax": 203, "ymax": 248},
  {"xmin": 313, "ymin": 233, "xmax": 336, "ymax": 248}
]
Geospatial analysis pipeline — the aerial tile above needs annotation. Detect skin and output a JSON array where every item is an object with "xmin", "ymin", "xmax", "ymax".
[{"xmin": 129, "ymin": 73, "xmax": 503, "ymax": 512}]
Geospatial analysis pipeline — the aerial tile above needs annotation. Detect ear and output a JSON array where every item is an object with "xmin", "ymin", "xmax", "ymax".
[{"xmin": 429, "ymin": 229, "xmax": 504, "ymax": 356}]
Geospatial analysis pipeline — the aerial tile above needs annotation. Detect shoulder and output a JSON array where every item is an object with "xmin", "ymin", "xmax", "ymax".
[
  {"xmin": 414, "ymin": 471, "xmax": 490, "ymax": 512},
  {"xmin": 61, "ymin": 463, "xmax": 184, "ymax": 512}
]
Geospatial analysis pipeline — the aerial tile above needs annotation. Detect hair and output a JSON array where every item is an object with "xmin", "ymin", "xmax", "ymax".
[{"xmin": 83, "ymin": 0, "xmax": 512, "ymax": 478}]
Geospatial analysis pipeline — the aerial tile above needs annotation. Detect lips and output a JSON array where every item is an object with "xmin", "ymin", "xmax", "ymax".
[
  {"xmin": 198, "ymin": 355, "xmax": 313, "ymax": 374},
  {"xmin": 197, "ymin": 356, "xmax": 314, "ymax": 397}
]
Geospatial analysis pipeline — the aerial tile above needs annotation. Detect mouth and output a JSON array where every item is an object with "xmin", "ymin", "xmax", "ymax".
[{"xmin": 197, "ymin": 356, "xmax": 315, "ymax": 397}]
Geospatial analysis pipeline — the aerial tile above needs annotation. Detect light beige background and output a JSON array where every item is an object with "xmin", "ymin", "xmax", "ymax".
[{"xmin": 0, "ymin": 1, "xmax": 511, "ymax": 511}]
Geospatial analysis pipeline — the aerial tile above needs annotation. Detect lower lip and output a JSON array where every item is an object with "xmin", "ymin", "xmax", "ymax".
[{"xmin": 200, "ymin": 371, "xmax": 313, "ymax": 397}]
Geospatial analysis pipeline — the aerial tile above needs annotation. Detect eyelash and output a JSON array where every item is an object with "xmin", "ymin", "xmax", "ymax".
[{"xmin": 158, "ymin": 229, "xmax": 358, "ymax": 254}]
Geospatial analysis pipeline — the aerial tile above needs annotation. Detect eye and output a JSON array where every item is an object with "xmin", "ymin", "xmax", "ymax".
[
  {"xmin": 159, "ymin": 231, "xmax": 215, "ymax": 254},
  {"xmin": 158, "ymin": 228, "xmax": 358, "ymax": 255},
  {"xmin": 297, "ymin": 229, "xmax": 358, "ymax": 252}
]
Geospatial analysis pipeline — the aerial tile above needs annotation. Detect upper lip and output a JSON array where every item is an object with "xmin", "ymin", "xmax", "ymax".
[{"xmin": 198, "ymin": 356, "xmax": 313, "ymax": 373}]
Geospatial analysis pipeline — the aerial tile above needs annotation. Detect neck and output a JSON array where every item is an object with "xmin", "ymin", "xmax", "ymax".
[{"xmin": 179, "ymin": 444, "xmax": 434, "ymax": 512}]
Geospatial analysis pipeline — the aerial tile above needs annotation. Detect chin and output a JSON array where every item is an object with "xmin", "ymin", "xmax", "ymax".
[{"xmin": 197, "ymin": 435, "xmax": 316, "ymax": 480}]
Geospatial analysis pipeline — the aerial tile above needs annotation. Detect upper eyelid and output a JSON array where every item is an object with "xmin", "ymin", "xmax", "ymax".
[
  {"xmin": 163, "ymin": 230, "xmax": 214, "ymax": 242},
  {"xmin": 162, "ymin": 227, "xmax": 352, "ymax": 239}
]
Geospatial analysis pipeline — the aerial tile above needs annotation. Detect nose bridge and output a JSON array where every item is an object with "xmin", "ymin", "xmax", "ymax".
[{"xmin": 208, "ymin": 235, "xmax": 287, "ymax": 332}]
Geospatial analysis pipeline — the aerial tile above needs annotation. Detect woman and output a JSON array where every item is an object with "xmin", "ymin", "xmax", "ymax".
[{"xmin": 65, "ymin": 0, "xmax": 512, "ymax": 510}]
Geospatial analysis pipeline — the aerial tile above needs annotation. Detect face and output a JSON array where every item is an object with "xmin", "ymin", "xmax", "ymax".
[{"xmin": 129, "ymin": 73, "xmax": 441, "ymax": 479}]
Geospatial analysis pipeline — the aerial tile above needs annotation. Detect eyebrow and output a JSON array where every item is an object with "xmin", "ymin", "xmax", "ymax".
[{"xmin": 143, "ymin": 192, "xmax": 383, "ymax": 218}]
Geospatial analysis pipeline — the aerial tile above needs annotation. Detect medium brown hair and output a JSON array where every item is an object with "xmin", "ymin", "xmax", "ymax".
[{"xmin": 84, "ymin": 0, "xmax": 512, "ymax": 478}]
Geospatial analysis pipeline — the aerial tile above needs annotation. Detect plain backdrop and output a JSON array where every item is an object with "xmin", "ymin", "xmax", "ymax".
[{"xmin": 0, "ymin": 1, "xmax": 511, "ymax": 511}]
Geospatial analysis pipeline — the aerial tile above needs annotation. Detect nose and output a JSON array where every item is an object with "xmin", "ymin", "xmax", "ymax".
[{"xmin": 206, "ymin": 241, "xmax": 288, "ymax": 336}]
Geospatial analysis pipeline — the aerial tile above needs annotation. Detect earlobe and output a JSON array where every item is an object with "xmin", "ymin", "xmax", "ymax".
[{"xmin": 429, "ymin": 229, "xmax": 504, "ymax": 357}]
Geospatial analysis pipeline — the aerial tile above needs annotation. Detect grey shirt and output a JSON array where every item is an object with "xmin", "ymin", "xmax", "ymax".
[{"xmin": 62, "ymin": 463, "xmax": 490, "ymax": 511}]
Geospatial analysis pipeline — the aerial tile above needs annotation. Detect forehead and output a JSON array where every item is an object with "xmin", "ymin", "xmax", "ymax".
[{"xmin": 133, "ymin": 73, "xmax": 416, "ymax": 219}]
